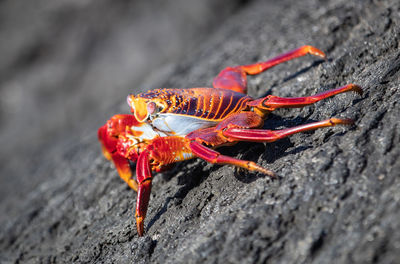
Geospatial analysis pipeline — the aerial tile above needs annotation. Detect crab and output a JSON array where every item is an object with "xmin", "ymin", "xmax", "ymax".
[{"xmin": 98, "ymin": 45, "xmax": 362, "ymax": 236}]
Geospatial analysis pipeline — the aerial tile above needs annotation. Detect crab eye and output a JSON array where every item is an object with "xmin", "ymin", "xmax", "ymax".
[{"xmin": 147, "ymin": 102, "xmax": 157, "ymax": 115}]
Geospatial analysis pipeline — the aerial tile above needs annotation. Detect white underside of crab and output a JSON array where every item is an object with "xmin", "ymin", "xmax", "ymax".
[{"xmin": 151, "ymin": 113, "xmax": 218, "ymax": 136}]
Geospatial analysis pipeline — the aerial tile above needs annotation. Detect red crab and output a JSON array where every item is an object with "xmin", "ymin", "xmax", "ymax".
[{"xmin": 98, "ymin": 45, "xmax": 362, "ymax": 236}]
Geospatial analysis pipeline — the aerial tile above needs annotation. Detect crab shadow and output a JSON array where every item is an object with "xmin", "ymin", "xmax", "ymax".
[
  {"xmin": 259, "ymin": 59, "xmax": 326, "ymax": 97},
  {"xmin": 282, "ymin": 60, "xmax": 326, "ymax": 84},
  {"xmin": 146, "ymin": 161, "xmax": 207, "ymax": 231}
]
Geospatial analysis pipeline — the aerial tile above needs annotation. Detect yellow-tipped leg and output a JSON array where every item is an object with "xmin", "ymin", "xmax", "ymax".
[
  {"xmin": 136, "ymin": 215, "xmax": 144, "ymax": 237},
  {"xmin": 189, "ymin": 141, "xmax": 275, "ymax": 178}
]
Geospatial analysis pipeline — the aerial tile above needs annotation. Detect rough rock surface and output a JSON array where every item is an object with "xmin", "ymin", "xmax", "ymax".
[{"xmin": 1, "ymin": 0, "xmax": 400, "ymax": 263}]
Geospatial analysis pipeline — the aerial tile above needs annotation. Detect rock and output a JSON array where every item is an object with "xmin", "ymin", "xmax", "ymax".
[{"xmin": 1, "ymin": 0, "xmax": 399, "ymax": 263}]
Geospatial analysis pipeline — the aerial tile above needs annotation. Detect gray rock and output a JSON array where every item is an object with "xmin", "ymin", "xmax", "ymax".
[{"xmin": 1, "ymin": 0, "xmax": 399, "ymax": 263}]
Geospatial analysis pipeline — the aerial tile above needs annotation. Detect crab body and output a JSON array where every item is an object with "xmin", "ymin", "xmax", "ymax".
[
  {"xmin": 129, "ymin": 88, "xmax": 252, "ymax": 121},
  {"xmin": 98, "ymin": 45, "xmax": 362, "ymax": 236}
]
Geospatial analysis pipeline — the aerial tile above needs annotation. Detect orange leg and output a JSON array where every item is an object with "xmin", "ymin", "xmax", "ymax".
[
  {"xmin": 239, "ymin": 45, "xmax": 326, "ymax": 75},
  {"xmin": 247, "ymin": 84, "xmax": 363, "ymax": 112},
  {"xmin": 222, "ymin": 118, "xmax": 354, "ymax": 142},
  {"xmin": 213, "ymin": 45, "xmax": 326, "ymax": 94},
  {"xmin": 189, "ymin": 141, "xmax": 275, "ymax": 177}
]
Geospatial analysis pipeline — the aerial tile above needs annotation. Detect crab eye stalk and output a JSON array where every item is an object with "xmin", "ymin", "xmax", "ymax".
[{"xmin": 126, "ymin": 94, "xmax": 149, "ymax": 122}]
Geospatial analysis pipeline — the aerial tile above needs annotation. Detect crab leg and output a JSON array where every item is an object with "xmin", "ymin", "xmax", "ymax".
[
  {"xmin": 222, "ymin": 118, "xmax": 354, "ymax": 142},
  {"xmin": 240, "ymin": 45, "xmax": 326, "ymax": 75},
  {"xmin": 248, "ymin": 84, "xmax": 363, "ymax": 111},
  {"xmin": 135, "ymin": 149, "xmax": 153, "ymax": 236},
  {"xmin": 213, "ymin": 45, "xmax": 326, "ymax": 93},
  {"xmin": 189, "ymin": 141, "xmax": 275, "ymax": 177}
]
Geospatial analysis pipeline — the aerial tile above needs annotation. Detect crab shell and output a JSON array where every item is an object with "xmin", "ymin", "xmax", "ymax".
[{"xmin": 127, "ymin": 87, "xmax": 253, "ymax": 136}]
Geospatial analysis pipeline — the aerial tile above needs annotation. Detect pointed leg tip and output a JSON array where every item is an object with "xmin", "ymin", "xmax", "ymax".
[
  {"xmin": 348, "ymin": 84, "xmax": 363, "ymax": 96},
  {"xmin": 264, "ymin": 169, "xmax": 276, "ymax": 178},
  {"xmin": 256, "ymin": 166, "xmax": 276, "ymax": 178},
  {"xmin": 330, "ymin": 118, "xmax": 355, "ymax": 126},
  {"xmin": 244, "ymin": 162, "xmax": 276, "ymax": 178},
  {"xmin": 304, "ymin": 45, "xmax": 327, "ymax": 60},
  {"xmin": 136, "ymin": 216, "xmax": 144, "ymax": 237}
]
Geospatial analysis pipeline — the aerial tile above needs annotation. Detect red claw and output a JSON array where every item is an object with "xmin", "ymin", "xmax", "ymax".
[{"xmin": 98, "ymin": 114, "xmax": 142, "ymax": 191}]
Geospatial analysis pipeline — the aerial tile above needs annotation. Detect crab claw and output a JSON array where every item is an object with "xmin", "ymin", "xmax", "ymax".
[
  {"xmin": 98, "ymin": 124, "xmax": 117, "ymax": 161},
  {"xmin": 98, "ymin": 114, "xmax": 141, "ymax": 191}
]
